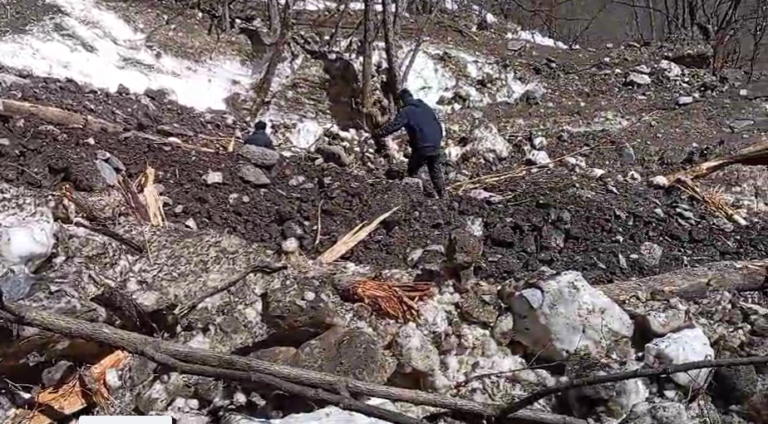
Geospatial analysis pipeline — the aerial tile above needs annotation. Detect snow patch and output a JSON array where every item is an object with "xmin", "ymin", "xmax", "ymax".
[
  {"xmin": 0, "ymin": 0, "xmax": 253, "ymax": 110},
  {"xmin": 507, "ymin": 30, "xmax": 573, "ymax": 49}
]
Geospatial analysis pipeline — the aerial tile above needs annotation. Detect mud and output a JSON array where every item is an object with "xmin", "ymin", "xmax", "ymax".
[{"xmin": 1, "ymin": 71, "xmax": 767, "ymax": 285}]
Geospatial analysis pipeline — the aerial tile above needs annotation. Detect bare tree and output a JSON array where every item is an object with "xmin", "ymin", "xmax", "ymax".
[
  {"xmin": 381, "ymin": 0, "xmax": 400, "ymax": 114},
  {"xmin": 250, "ymin": 0, "xmax": 294, "ymax": 116},
  {"xmin": 361, "ymin": 0, "xmax": 375, "ymax": 120},
  {"xmin": 746, "ymin": 0, "xmax": 768, "ymax": 81}
]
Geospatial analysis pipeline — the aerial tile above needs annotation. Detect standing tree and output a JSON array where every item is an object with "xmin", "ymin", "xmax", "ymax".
[
  {"xmin": 251, "ymin": 0, "xmax": 294, "ymax": 116},
  {"xmin": 381, "ymin": 0, "xmax": 400, "ymax": 114}
]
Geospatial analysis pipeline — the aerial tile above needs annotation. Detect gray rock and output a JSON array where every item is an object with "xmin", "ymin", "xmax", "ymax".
[
  {"xmin": 0, "ymin": 271, "xmax": 37, "ymax": 302},
  {"xmin": 713, "ymin": 365, "xmax": 758, "ymax": 405},
  {"xmin": 639, "ymin": 310, "xmax": 688, "ymax": 336},
  {"xmin": 95, "ymin": 160, "xmax": 119, "ymax": 185},
  {"xmin": 540, "ymin": 225, "xmax": 565, "ymax": 251},
  {"xmin": 506, "ymin": 40, "xmax": 527, "ymax": 51},
  {"xmin": 157, "ymin": 125, "xmax": 195, "ymax": 137},
  {"xmin": 288, "ymin": 175, "xmax": 307, "ymax": 187},
  {"xmin": 625, "ymin": 73, "xmax": 652, "ymax": 86},
  {"xmin": 281, "ymin": 237, "xmax": 299, "ymax": 254},
  {"xmin": 621, "ymin": 401, "xmax": 691, "ymax": 424},
  {"xmin": 525, "ymin": 150, "xmax": 551, "ymax": 166},
  {"xmin": 137, "ymin": 373, "xmax": 186, "ymax": 414},
  {"xmin": 639, "ymin": 242, "xmax": 663, "ymax": 267},
  {"xmin": 238, "ymin": 164, "xmax": 271, "ymax": 186},
  {"xmin": 633, "ymin": 65, "xmax": 651, "ymax": 74},
  {"xmin": 620, "ymin": 144, "xmax": 636, "ymax": 164},
  {"xmin": 185, "ymin": 218, "xmax": 198, "ymax": 230},
  {"xmin": 238, "ymin": 145, "xmax": 280, "ymax": 168},
  {"xmin": 752, "ymin": 315, "xmax": 768, "ymax": 337},
  {"xmin": 42, "ymin": 361, "xmax": 76, "ymax": 387},
  {"xmin": 316, "ymin": 145, "xmax": 350, "ymax": 167},
  {"xmin": 203, "ymin": 171, "xmax": 223, "ymax": 185},
  {"xmin": 402, "ymin": 177, "xmax": 423, "ymax": 192},
  {"xmin": 675, "ymin": 96, "xmax": 694, "ymax": 106},
  {"xmin": 250, "ymin": 346, "xmax": 299, "ymax": 365},
  {"xmin": 492, "ymin": 313, "xmax": 515, "ymax": 345},
  {"xmin": 394, "ymin": 323, "xmax": 439, "ymax": 373},
  {"xmin": 295, "ymin": 327, "xmax": 395, "ymax": 384},
  {"xmin": 458, "ymin": 283, "xmax": 499, "ymax": 326}
]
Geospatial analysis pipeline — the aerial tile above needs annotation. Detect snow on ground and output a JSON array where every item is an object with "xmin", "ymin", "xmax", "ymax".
[
  {"xmin": 0, "ymin": 0, "xmax": 253, "ymax": 110},
  {"xmin": 508, "ymin": 30, "xmax": 574, "ymax": 49}
]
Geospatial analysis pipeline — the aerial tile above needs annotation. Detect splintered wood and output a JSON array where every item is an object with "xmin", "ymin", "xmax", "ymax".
[
  {"xmin": 6, "ymin": 350, "xmax": 129, "ymax": 424},
  {"xmin": 316, "ymin": 206, "xmax": 400, "ymax": 264},
  {"xmin": 340, "ymin": 280, "xmax": 434, "ymax": 322},
  {"xmin": 138, "ymin": 166, "xmax": 166, "ymax": 227}
]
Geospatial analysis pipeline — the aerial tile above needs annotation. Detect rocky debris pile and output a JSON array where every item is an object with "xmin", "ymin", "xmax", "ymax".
[{"xmin": 1, "ymin": 180, "xmax": 767, "ymax": 424}]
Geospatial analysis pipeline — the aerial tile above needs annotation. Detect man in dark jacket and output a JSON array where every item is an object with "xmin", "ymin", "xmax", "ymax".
[
  {"xmin": 244, "ymin": 120, "xmax": 275, "ymax": 150},
  {"xmin": 372, "ymin": 89, "xmax": 446, "ymax": 198}
]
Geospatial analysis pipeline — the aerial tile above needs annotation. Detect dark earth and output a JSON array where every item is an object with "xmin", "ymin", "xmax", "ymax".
[{"xmin": 1, "ymin": 69, "xmax": 767, "ymax": 286}]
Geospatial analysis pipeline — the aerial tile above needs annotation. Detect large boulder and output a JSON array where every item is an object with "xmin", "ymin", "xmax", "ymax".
[
  {"xmin": 644, "ymin": 327, "xmax": 714, "ymax": 389},
  {"xmin": 237, "ymin": 145, "xmax": 280, "ymax": 168},
  {"xmin": 507, "ymin": 270, "xmax": 634, "ymax": 360}
]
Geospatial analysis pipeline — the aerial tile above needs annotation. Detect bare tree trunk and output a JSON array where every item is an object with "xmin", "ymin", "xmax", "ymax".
[
  {"xmin": 381, "ymin": 0, "xmax": 400, "ymax": 114},
  {"xmin": 362, "ymin": 0, "xmax": 374, "ymax": 117},
  {"xmin": 251, "ymin": 0, "xmax": 294, "ymax": 116},
  {"xmin": 401, "ymin": 6, "xmax": 438, "ymax": 88},
  {"xmin": 647, "ymin": 0, "xmax": 656, "ymax": 39},
  {"xmin": 326, "ymin": 0, "xmax": 352, "ymax": 48}
]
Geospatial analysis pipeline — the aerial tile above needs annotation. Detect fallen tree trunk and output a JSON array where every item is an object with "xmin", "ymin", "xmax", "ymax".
[
  {"xmin": 602, "ymin": 259, "xmax": 768, "ymax": 303},
  {"xmin": 0, "ymin": 299, "xmax": 586, "ymax": 424},
  {"xmin": 0, "ymin": 99, "xmax": 124, "ymax": 133},
  {"xmin": 664, "ymin": 138, "xmax": 768, "ymax": 182}
]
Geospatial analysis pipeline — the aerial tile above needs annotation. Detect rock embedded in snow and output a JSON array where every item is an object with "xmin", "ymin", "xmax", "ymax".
[
  {"xmin": 237, "ymin": 145, "xmax": 280, "ymax": 168},
  {"xmin": 394, "ymin": 323, "xmax": 439, "ymax": 374},
  {"xmin": 622, "ymin": 402, "xmax": 692, "ymax": 424},
  {"xmin": 446, "ymin": 120, "xmax": 509, "ymax": 163},
  {"xmin": 507, "ymin": 270, "xmax": 634, "ymax": 360},
  {"xmin": 644, "ymin": 327, "xmax": 714, "ymax": 388},
  {"xmin": 238, "ymin": 164, "xmax": 271, "ymax": 186},
  {"xmin": 625, "ymin": 73, "xmax": 652, "ymax": 86},
  {"xmin": 0, "ymin": 185, "xmax": 56, "ymax": 273}
]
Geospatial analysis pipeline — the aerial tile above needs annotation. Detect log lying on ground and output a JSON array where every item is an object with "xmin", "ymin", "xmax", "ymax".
[
  {"xmin": 602, "ymin": 259, "xmax": 768, "ymax": 303},
  {"xmin": 0, "ymin": 99, "xmax": 124, "ymax": 133},
  {"xmin": 664, "ymin": 139, "xmax": 768, "ymax": 182},
  {"xmin": 0, "ymin": 298, "xmax": 587, "ymax": 424}
]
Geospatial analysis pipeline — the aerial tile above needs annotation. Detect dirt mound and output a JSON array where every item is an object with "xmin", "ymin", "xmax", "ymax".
[{"xmin": 1, "ymin": 72, "xmax": 767, "ymax": 284}]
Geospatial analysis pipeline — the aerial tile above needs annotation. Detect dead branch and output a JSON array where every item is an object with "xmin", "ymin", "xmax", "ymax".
[
  {"xmin": 664, "ymin": 139, "xmax": 768, "ymax": 183},
  {"xmin": 316, "ymin": 206, "xmax": 400, "ymax": 264},
  {"xmin": 400, "ymin": 6, "xmax": 438, "ymax": 88},
  {"xmin": 361, "ymin": 0, "xmax": 374, "ymax": 119},
  {"xmin": 0, "ymin": 300, "xmax": 586, "ymax": 424},
  {"xmin": 174, "ymin": 260, "xmax": 287, "ymax": 320},
  {"xmin": 326, "ymin": 0, "xmax": 351, "ymax": 48},
  {"xmin": 141, "ymin": 344, "xmax": 422, "ymax": 424},
  {"xmin": 501, "ymin": 354, "xmax": 768, "ymax": 416},
  {"xmin": 601, "ymin": 259, "xmax": 768, "ymax": 303},
  {"xmin": 73, "ymin": 221, "xmax": 144, "ymax": 255},
  {"xmin": 381, "ymin": 0, "xmax": 400, "ymax": 113},
  {"xmin": 0, "ymin": 99, "xmax": 124, "ymax": 133}
]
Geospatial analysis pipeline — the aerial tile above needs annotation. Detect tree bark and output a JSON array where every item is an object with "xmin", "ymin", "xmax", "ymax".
[
  {"xmin": 601, "ymin": 258, "xmax": 768, "ymax": 304},
  {"xmin": 361, "ymin": 0, "xmax": 375, "ymax": 116},
  {"xmin": 0, "ymin": 300, "xmax": 586, "ymax": 424},
  {"xmin": 251, "ymin": 0, "xmax": 294, "ymax": 116},
  {"xmin": 381, "ymin": 0, "xmax": 400, "ymax": 114}
]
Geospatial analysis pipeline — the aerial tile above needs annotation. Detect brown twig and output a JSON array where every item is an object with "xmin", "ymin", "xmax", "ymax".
[
  {"xmin": 501, "ymin": 355, "xmax": 768, "ymax": 416},
  {"xmin": 315, "ymin": 200, "xmax": 324, "ymax": 247},
  {"xmin": 174, "ymin": 260, "xmax": 287, "ymax": 320}
]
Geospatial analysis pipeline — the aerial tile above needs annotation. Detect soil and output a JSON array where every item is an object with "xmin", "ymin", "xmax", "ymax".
[{"xmin": 1, "ymin": 70, "xmax": 767, "ymax": 286}]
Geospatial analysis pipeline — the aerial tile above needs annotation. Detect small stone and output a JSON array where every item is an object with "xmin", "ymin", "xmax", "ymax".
[
  {"xmin": 625, "ymin": 72, "xmax": 652, "ymax": 86},
  {"xmin": 402, "ymin": 177, "xmax": 423, "ymax": 192},
  {"xmin": 303, "ymin": 291, "xmax": 316, "ymax": 301},
  {"xmin": 588, "ymin": 168, "xmax": 606, "ymax": 178},
  {"xmin": 619, "ymin": 144, "xmax": 636, "ymax": 164},
  {"xmin": 157, "ymin": 124, "xmax": 195, "ymax": 137},
  {"xmin": 173, "ymin": 205, "xmax": 184, "ymax": 214},
  {"xmin": 316, "ymin": 145, "xmax": 350, "ymax": 167},
  {"xmin": 752, "ymin": 315, "xmax": 768, "ymax": 337},
  {"xmin": 0, "ymin": 138, "xmax": 10, "ymax": 146},
  {"xmin": 42, "ymin": 361, "xmax": 76, "ymax": 388},
  {"xmin": 238, "ymin": 145, "xmax": 280, "ymax": 168},
  {"xmin": 639, "ymin": 242, "xmax": 663, "ymax": 267},
  {"xmin": 633, "ymin": 64, "xmax": 651, "ymax": 74},
  {"xmin": 506, "ymin": 40, "xmax": 527, "ymax": 51},
  {"xmin": 627, "ymin": 171, "xmax": 642, "ymax": 183},
  {"xmin": 185, "ymin": 218, "xmax": 198, "ymax": 230},
  {"xmin": 281, "ymin": 237, "xmax": 299, "ymax": 254},
  {"xmin": 526, "ymin": 150, "xmax": 551, "ymax": 166},
  {"xmin": 288, "ymin": 175, "xmax": 307, "ymax": 187},
  {"xmin": 739, "ymin": 89, "xmax": 748, "ymax": 97},
  {"xmin": 83, "ymin": 137, "xmax": 95, "ymax": 145},
  {"xmin": 675, "ymin": 96, "xmax": 694, "ymax": 106},
  {"xmin": 203, "ymin": 171, "xmax": 223, "ymax": 185},
  {"xmin": 407, "ymin": 249, "xmax": 424, "ymax": 267},
  {"xmin": 532, "ymin": 136, "xmax": 547, "ymax": 149},
  {"xmin": 232, "ymin": 391, "xmax": 247, "ymax": 406},
  {"xmin": 105, "ymin": 368, "xmax": 122, "ymax": 390},
  {"xmin": 649, "ymin": 175, "xmax": 669, "ymax": 188},
  {"xmin": 492, "ymin": 313, "xmax": 515, "ymax": 345}
]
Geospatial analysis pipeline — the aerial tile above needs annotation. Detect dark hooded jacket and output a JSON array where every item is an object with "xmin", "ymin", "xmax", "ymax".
[
  {"xmin": 373, "ymin": 89, "xmax": 443, "ymax": 155},
  {"xmin": 244, "ymin": 121, "xmax": 275, "ymax": 150}
]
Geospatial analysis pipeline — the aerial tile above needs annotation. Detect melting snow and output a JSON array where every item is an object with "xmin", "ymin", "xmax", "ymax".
[
  {"xmin": 0, "ymin": 0, "xmax": 253, "ymax": 110},
  {"xmin": 508, "ymin": 30, "xmax": 573, "ymax": 49}
]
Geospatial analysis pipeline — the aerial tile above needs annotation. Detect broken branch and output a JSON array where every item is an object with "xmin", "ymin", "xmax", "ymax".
[
  {"xmin": 0, "ymin": 300, "xmax": 585, "ymax": 424},
  {"xmin": 316, "ymin": 206, "xmax": 400, "ymax": 264},
  {"xmin": 0, "ymin": 99, "xmax": 123, "ymax": 133},
  {"xmin": 501, "ymin": 354, "xmax": 768, "ymax": 416}
]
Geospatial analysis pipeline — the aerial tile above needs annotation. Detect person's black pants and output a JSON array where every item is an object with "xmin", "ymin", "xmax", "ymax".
[{"xmin": 407, "ymin": 150, "xmax": 445, "ymax": 198}]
